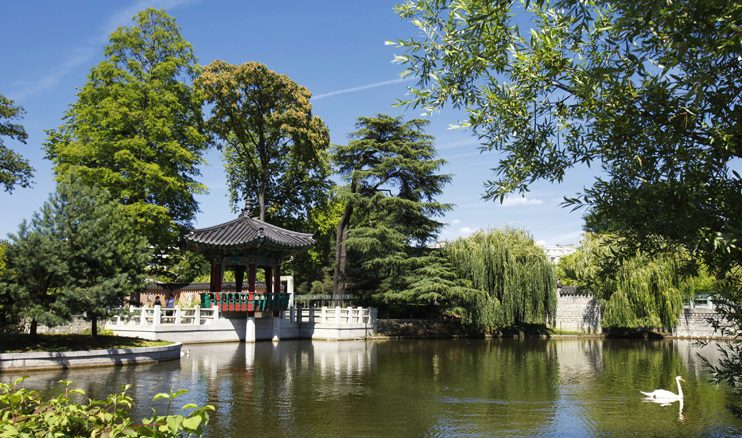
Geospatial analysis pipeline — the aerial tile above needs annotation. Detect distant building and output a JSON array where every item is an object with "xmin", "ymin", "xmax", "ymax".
[{"xmin": 540, "ymin": 244, "xmax": 578, "ymax": 264}]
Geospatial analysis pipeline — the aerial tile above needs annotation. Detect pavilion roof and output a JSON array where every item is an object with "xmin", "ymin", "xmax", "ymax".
[{"xmin": 184, "ymin": 212, "xmax": 315, "ymax": 252}]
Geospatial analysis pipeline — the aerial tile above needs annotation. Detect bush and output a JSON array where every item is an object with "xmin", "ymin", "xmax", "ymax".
[{"xmin": 0, "ymin": 377, "xmax": 214, "ymax": 437}]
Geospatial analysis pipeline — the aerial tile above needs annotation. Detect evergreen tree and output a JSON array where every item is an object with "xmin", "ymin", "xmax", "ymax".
[
  {"xmin": 0, "ymin": 94, "xmax": 33, "ymax": 192},
  {"xmin": 55, "ymin": 179, "xmax": 150, "ymax": 336},
  {"xmin": 44, "ymin": 9, "xmax": 209, "ymax": 278},
  {"xmin": 0, "ymin": 212, "xmax": 69, "ymax": 336},
  {"xmin": 0, "ymin": 179, "xmax": 149, "ymax": 336},
  {"xmin": 195, "ymin": 60, "xmax": 331, "ymax": 223},
  {"xmin": 331, "ymin": 114, "xmax": 451, "ymax": 302}
]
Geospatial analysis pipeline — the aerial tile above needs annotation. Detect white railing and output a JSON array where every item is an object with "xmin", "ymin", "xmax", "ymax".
[
  {"xmin": 285, "ymin": 306, "xmax": 377, "ymax": 326},
  {"xmin": 111, "ymin": 305, "xmax": 220, "ymax": 327},
  {"xmin": 110, "ymin": 305, "xmax": 377, "ymax": 328}
]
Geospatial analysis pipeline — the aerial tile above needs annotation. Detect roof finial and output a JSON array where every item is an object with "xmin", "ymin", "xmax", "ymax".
[{"xmin": 241, "ymin": 197, "xmax": 253, "ymax": 218}]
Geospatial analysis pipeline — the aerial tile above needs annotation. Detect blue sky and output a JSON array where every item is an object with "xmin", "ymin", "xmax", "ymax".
[{"xmin": 0, "ymin": 0, "xmax": 591, "ymax": 246}]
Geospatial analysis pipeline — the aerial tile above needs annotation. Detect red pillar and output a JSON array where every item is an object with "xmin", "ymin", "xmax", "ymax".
[
  {"xmin": 235, "ymin": 267, "xmax": 245, "ymax": 292},
  {"xmin": 274, "ymin": 263, "xmax": 281, "ymax": 294},
  {"xmin": 273, "ymin": 263, "xmax": 282, "ymax": 315},
  {"xmin": 248, "ymin": 263, "xmax": 256, "ymax": 315},
  {"xmin": 209, "ymin": 259, "xmax": 223, "ymax": 292},
  {"xmin": 248, "ymin": 263, "xmax": 256, "ymax": 292},
  {"xmin": 264, "ymin": 267, "xmax": 273, "ymax": 294}
]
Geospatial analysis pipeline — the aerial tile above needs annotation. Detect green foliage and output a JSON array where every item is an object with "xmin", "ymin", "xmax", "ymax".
[
  {"xmin": 391, "ymin": 0, "xmax": 741, "ymax": 273},
  {"xmin": 53, "ymin": 178, "xmax": 151, "ymax": 334},
  {"xmin": 195, "ymin": 60, "xmax": 331, "ymax": 223},
  {"xmin": 332, "ymin": 114, "xmax": 451, "ymax": 300},
  {"xmin": 0, "ymin": 94, "xmax": 34, "ymax": 193},
  {"xmin": 560, "ymin": 233, "xmax": 719, "ymax": 329},
  {"xmin": 446, "ymin": 229, "xmax": 557, "ymax": 329},
  {"xmin": 44, "ymin": 9, "xmax": 209, "ymax": 277},
  {"xmin": 0, "ymin": 377, "xmax": 214, "ymax": 436},
  {"xmin": 0, "ymin": 178, "xmax": 150, "ymax": 336}
]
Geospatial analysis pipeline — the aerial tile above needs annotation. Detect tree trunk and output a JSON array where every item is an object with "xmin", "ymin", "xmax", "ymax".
[
  {"xmin": 29, "ymin": 319, "xmax": 38, "ymax": 337},
  {"xmin": 258, "ymin": 189, "xmax": 265, "ymax": 221},
  {"xmin": 91, "ymin": 316, "xmax": 98, "ymax": 337},
  {"xmin": 332, "ymin": 203, "xmax": 354, "ymax": 304}
]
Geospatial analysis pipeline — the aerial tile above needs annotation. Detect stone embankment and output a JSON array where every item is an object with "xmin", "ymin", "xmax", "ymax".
[{"xmin": 0, "ymin": 343, "xmax": 182, "ymax": 371}]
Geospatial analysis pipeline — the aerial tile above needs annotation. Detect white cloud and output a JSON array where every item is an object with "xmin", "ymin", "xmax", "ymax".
[
  {"xmin": 535, "ymin": 239, "xmax": 548, "ymax": 247},
  {"xmin": 500, "ymin": 196, "xmax": 544, "ymax": 207},
  {"xmin": 450, "ymin": 219, "xmax": 461, "ymax": 225},
  {"xmin": 312, "ymin": 78, "xmax": 412, "ymax": 100},
  {"xmin": 459, "ymin": 226, "xmax": 479, "ymax": 236},
  {"xmin": 9, "ymin": 0, "xmax": 196, "ymax": 100}
]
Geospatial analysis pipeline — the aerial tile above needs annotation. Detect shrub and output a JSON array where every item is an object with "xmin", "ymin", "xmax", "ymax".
[{"xmin": 0, "ymin": 377, "xmax": 214, "ymax": 437}]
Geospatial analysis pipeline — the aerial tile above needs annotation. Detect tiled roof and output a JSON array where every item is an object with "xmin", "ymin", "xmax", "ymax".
[{"xmin": 185, "ymin": 213, "xmax": 315, "ymax": 250}]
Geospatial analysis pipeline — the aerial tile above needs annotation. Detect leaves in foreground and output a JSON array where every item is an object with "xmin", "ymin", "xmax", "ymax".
[{"xmin": 0, "ymin": 377, "xmax": 214, "ymax": 437}]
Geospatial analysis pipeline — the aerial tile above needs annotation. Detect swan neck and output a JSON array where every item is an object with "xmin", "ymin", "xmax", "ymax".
[{"xmin": 677, "ymin": 378, "xmax": 684, "ymax": 399}]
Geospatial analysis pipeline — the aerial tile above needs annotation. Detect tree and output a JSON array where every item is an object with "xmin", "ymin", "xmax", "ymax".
[
  {"xmin": 446, "ymin": 229, "xmax": 557, "ymax": 331},
  {"xmin": 54, "ymin": 179, "xmax": 150, "ymax": 336},
  {"xmin": 195, "ymin": 61, "xmax": 331, "ymax": 222},
  {"xmin": 44, "ymin": 9, "xmax": 209, "ymax": 278},
  {"xmin": 0, "ymin": 94, "xmax": 33, "ymax": 192},
  {"xmin": 558, "ymin": 233, "xmax": 716, "ymax": 329},
  {"xmin": 331, "ymin": 114, "xmax": 451, "ymax": 302},
  {"xmin": 391, "ymin": 0, "xmax": 741, "ymax": 270},
  {"xmin": 0, "ymin": 179, "xmax": 149, "ymax": 337},
  {"xmin": 0, "ymin": 213, "xmax": 69, "ymax": 337}
]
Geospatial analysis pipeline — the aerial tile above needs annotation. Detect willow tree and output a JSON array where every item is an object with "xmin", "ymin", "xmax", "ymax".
[
  {"xmin": 0, "ymin": 94, "xmax": 33, "ymax": 193},
  {"xmin": 331, "ymin": 114, "xmax": 451, "ymax": 302},
  {"xmin": 558, "ymin": 233, "xmax": 711, "ymax": 329},
  {"xmin": 195, "ymin": 61, "xmax": 331, "ymax": 223},
  {"xmin": 44, "ymin": 9, "xmax": 209, "ymax": 279},
  {"xmin": 446, "ymin": 229, "xmax": 557, "ymax": 330}
]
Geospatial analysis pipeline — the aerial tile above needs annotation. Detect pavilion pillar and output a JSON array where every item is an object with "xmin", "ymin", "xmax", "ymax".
[
  {"xmin": 265, "ymin": 267, "xmax": 273, "ymax": 296},
  {"xmin": 235, "ymin": 267, "xmax": 245, "ymax": 292},
  {"xmin": 274, "ymin": 263, "xmax": 281, "ymax": 294},
  {"xmin": 246, "ymin": 262, "xmax": 257, "ymax": 342},
  {"xmin": 209, "ymin": 259, "xmax": 223, "ymax": 292},
  {"xmin": 248, "ymin": 263, "xmax": 256, "ymax": 293},
  {"xmin": 273, "ymin": 263, "xmax": 282, "ymax": 317}
]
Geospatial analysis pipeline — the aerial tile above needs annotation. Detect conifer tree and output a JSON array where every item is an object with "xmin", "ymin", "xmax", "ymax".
[
  {"xmin": 0, "ymin": 178, "xmax": 149, "ymax": 336},
  {"xmin": 332, "ymin": 114, "xmax": 451, "ymax": 302},
  {"xmin": 44, "ymin": 9, "xmax": 208, "ymax": 277}
]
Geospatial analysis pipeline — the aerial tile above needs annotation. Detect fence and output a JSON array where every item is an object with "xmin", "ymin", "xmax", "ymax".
[{"xmin": 111, "ymin": 306, "xmax": 220, "ymax": 326}]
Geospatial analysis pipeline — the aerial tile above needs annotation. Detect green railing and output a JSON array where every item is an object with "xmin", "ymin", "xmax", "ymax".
[{"xmin": 200, "ymin": 292, "xmax": 290, "ymax": 312}]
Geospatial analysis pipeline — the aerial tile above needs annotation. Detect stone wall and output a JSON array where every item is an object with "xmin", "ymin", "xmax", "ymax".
[
  {"xmin": 673, "ymin": 308, "xmax": 725, "ymax": 338},
  {"xmin": 552, "ymin": 287, "xmax": 602, "ymax": 334}
]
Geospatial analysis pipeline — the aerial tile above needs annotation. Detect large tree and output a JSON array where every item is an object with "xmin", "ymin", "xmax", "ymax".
[
  {"xmin": 332, "ymin": 114, "xmax": 451, "ymax": 302},
  {"xmin": 195, "ymin": 61, "xmax": 331, "ymax": 223},
  {"xmin": 0, "ymin": 213, "xmax": 69, "ymax": 337},
  {"xmin": 55, "ymin": 179, "xmax": 150, "ymax": 337},
  {"xmin": 0, "ymin": 178, "xmax": 149, "ymax": 336},
  {"xmin": 44, "ymin": 9, "xmax": 209, "ymax": 276},
  {"xmin": 391, "ymin": 0, "xmax": 741, "ymax": 270},
  {"xmin": 0, "ymin": 95, "xmax": 33, "ymax": 193}
]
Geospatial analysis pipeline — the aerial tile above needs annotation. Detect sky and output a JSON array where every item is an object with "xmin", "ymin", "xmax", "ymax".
[{"xmin": 0, "ymin": 0, "xmax": 593, "ymax": 246}]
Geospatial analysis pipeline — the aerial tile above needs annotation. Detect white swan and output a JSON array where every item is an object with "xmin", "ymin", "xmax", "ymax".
[{"xmin": 641, "ymin": 376, "xmax": 684, "ymax": 401}]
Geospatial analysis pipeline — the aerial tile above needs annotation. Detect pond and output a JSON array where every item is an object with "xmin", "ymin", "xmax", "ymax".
[{"xmin": 4, "ymin": 338, "xmax": 741, "ymax": 436}]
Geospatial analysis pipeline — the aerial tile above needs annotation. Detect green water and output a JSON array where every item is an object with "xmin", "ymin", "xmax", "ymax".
[{"xmin": 4, "ymin": 339, "xmax": 741, "ymax": 436}]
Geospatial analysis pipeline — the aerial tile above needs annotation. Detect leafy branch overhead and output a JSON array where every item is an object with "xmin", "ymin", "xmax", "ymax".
[
  {"xmin": 392, "ymin": 0, "xmax": 741, "ymax": 268},
  {"xmin": 0, "ymin": 95, "xmax": 34, "ymax": 193}
]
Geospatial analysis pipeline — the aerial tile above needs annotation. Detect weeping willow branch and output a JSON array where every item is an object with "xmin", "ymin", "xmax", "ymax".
[{"xmin": 446, "ymin": 228, "xmax": 557, "ymax": 329}]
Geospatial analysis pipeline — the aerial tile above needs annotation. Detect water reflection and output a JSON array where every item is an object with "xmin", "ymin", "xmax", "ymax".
[{"xmin": 3, "ymin": 339, "xmax": 740, "ymax": 437}]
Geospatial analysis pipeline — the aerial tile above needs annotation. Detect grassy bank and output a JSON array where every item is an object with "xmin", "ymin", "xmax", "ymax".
[{"xmin": 1, "ymin": 334, "xmax": 172, "ymax": 353}]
